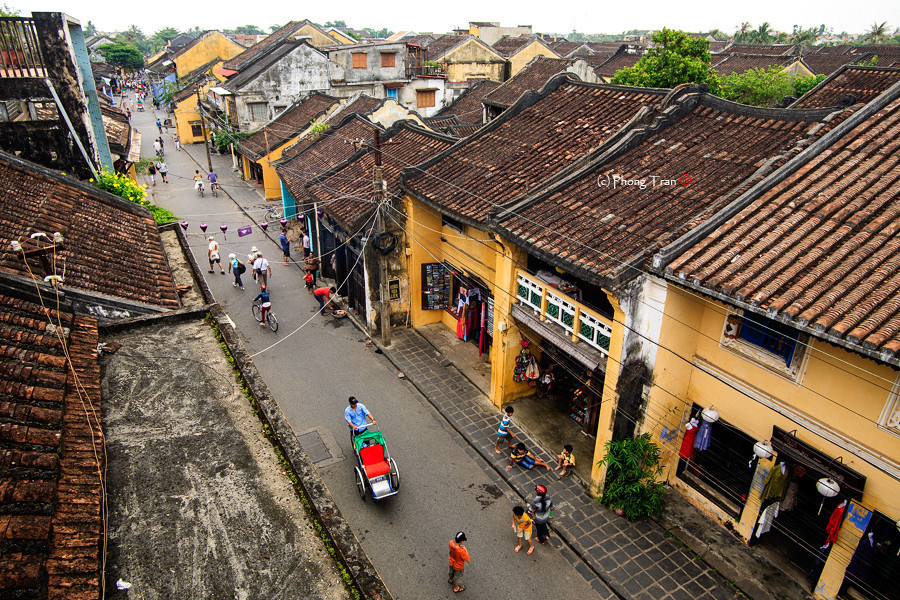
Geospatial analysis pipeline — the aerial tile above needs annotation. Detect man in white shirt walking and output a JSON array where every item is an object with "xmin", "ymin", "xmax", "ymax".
[{"xmin": 253, "ymin": 251, "xmax": 272, "ymax": 288}]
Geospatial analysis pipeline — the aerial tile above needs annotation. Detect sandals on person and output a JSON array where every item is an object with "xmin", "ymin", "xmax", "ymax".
[{"xmin": 453, "ymin": 586, "xmax": 465, "ymax": 593}]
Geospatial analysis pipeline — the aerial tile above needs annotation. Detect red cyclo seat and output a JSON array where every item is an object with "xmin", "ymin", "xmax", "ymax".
[{"xmin": 359, "ymin": 444, "xmax": 391, "ymax": 478}]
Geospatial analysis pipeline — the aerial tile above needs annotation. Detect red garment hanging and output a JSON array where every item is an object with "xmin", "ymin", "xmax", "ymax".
[
  {"xmin": 679, "ymin": 424, "xmax": 698, "ymax": 459},
  {"xmin": 825, "ymin": 501, "xmax": 848, "ymax": 544}
]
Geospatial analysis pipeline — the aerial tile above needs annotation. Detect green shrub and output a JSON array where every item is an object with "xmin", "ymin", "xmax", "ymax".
[
  {"xmin": 90, "ymin": 168, "xmax": 177, "ymax": 224},
  {"xmin": 597, "ymin": 433, "xmax": 666, "ymax": 521}
]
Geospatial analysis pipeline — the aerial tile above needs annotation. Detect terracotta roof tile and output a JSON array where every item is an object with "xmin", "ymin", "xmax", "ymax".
[
  {"xmin": 791, "ymin": 66, "xmax": 900, "ymax": 108},
  {"xmin": 276, "ymin": 115, "xmax": 382, "ymax": 202},
  {"xmin": 664, "ymin": 87, "xmax": 900, "ymax": 363},
  {"xmin": 447, "ymin": 122, "xmax": 483, "ymax": 137},
  {"xmin": 425, "ymin": 35, "xmax": 468, "ymax": 60},
  {"xmin": 593, "ymin": 52, "xmax": 644, "ymax": 77},
  {"xmin": 223, "ymin": 21, "xmax": 303, "ymax": 71},
  {"xmin": 726, "ymin": 44, "xmax": 797, "ymax": 56},
  {"xmin": 402, "ymin": 79, "xmax": 667, "ymax": 224},
  {"xmin": 309, "ymin": 124, "xmax": 455, "ymax": 230},
  {"xmin": 801, "ymin": 53, "xmax": 868, "ymax": 76},
  {"xmin": 435, "ymin": 79, "xmax": 501, "ymax": 121},
  {"xmin": 483, "ymin": 57, "xmax": 572, "ymax": 108},
  {"xmin": 493, "ymin": 93, "xmax": 840, "ymax": 288},
  {"xmin": 548, "ymin": 41, "xmax": 590, "ymax": 57},
  {"xmin": 0, "ymin": 154, "xmax": 179, "ymax": 310},
  {"xmin": 0, "ymin": 298, "xmax": 103, "ymax": 599},
  {"xmin": 237, "ymin": 92, "xmax": 340, "ymax": 160},
  {"xmin": 275, "ymin": 94, "xmax": 383, "ymax": 163},
  {"xmin": 712, "ymin": 53, "xmax": 795, "ymax": 77}
]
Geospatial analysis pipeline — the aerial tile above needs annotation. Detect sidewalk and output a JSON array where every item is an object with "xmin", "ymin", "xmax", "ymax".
[{"xmin": 177, "ymin": 141, "xmax": 812, "ymax": 600}]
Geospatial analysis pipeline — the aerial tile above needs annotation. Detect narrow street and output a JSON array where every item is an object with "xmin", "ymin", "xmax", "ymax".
[{"xmin": 131, "ymin": 98, "xmax": 610, "ymax": 599}]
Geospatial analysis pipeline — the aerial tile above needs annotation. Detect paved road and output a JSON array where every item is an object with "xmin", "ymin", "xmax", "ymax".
[{"xmin": 130, "ymin": 98, "xmax": 613, "ymax": 599}]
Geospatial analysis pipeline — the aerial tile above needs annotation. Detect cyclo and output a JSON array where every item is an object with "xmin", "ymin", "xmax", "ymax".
[{"xmin": 351, "ymin": 427, "xmax": 400, "ymax": 501}]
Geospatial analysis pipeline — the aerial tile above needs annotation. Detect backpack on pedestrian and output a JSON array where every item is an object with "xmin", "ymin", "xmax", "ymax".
[{"xmin": 237, "ymin": 261, "xmax": 247, "ymax": 275}]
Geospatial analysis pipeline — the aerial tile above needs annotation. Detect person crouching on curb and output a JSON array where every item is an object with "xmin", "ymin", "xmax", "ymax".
[
  {"xmin": 507, "ymin": 441, "xmax": 551, "ymax": 471},
  {"xmin": 448, "ymin": 531, "xmax": 469, "ymax": 593},
  {"xmin": 512, "ymin": 506, "xmax": 534, "ymax": 554}
]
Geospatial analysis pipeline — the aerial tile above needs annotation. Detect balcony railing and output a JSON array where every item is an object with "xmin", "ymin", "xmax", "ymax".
[
  {"xmin": 0, "ymin": 18, "xmax": 46, "ymax": 78},
  {"xmin": 516, "ymin": 269, "xmax": 613, "ymax": 356}
]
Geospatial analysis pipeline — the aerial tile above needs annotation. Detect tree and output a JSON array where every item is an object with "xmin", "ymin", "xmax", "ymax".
[
  {"xmin": 324, "ymin": 20, "xmax": 347, "ymax": 28},
  {"xmin": 865, "ymin": 21, "xmax": 890, "ymax": 43},
  {"xmin": 230, "ymin": 24, "xmax": 264, "ymax": 35},
  {"xmin": 610, "ymin": 28, "xmax": 721, "ymax": 94},
  {"xmin": 719, "ymin": 66, "xmax": 794, "ymax": 107},
  {"xmin": 150, "ymin": 27, "xmax": 179, "ymax": 53},
  {"xmin": 84, "ymin": 20, "xmax": 97, "ymax": 36},
  {"xmin": 0, "ymin": 4, "xmax": 19, "ymax": 16},
  {"xmin": 117, "ymin": 25, "xmax": 150, "ymax": 54},
  {"xmin": 793, "ymin": 73, "xmax": 826, "ymax": 98},
  {"xmin": 97, "ymin": 42, "xmax": 144, "ymax": 70},
  {"xmin": 755, "ymin": 22, "xmax": 773, "ymax": 43},
  {"xmin": 735, "ymin": 22, "xmax": 752, "ymax": 43},
  {"xmin": 269, "ymin": 24, "xmax": 281, "ymax": 33}
]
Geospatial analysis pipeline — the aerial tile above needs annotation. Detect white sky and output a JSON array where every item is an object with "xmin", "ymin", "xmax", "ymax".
[{"xmin": 15, "ymin": 0, "xmax": 900, "ymax": 38}]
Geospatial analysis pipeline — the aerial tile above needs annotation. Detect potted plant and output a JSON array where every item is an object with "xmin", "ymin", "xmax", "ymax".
[{"xmin": 597, "ymin": 433, "xmax": 666, "ymax": 521}]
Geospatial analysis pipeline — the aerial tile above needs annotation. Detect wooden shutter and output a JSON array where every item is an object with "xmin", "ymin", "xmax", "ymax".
[
  {"xmin": 416, "ymin": 89, "xmax": 436, "ymax": 108},
  {"xmin": 381, "ymin": 52, "xmax": 396, "ymax": 68},
  {"xmin": 352, "ymin": 52, "xmax": 367, "ymax": 69}
]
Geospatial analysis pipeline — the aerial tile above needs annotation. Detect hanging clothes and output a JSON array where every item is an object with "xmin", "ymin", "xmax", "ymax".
[
  {"xmin": 760, "ymin": 463, "xmax": 791, "ymax": 503},
  {"xmin": 679, "ymin": 419, "xmax": 699, "ymax": 459},
  {"xmin": 781, "ymin": 481, "xmax": 800, "ymax": 511},
  {"xmin": 478, "ymin": 303, "xmax": 486, "ymax": 357},
  {"xmin": 825, "ymin": 500, "xmax": 848, "ymax": 544},
  {"xmin": 693, "ymin": 419, "xmax": 712, "ymax": 451},
  {"xmin": 756, "ymin": 502, "xmax": 780, "ymax": 537}
]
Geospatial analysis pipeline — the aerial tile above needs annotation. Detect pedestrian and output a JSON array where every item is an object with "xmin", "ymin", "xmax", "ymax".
[
  {"xmin": 153, "ymin": 138, "xmax": 162, "ymax": 157},
  {"xmin": 528, "ymin": 484, "xmax": 553, "ymax": 545},
  {"xmin": 494, "ymin": 405, "xmax": 516, "ymax": 454},
  {"xmin": 301, "ymin": 230, "xmax": 311, "ymax": 257},
  {"xmin": 207, "ymin": 236, "xmax": 225, "ymax": 274},
  {"xmin": 304, "ymin": 270, "xmax": 314, "ymax": 293},
  {"xmin": 314, "ymin": 285, "xmax": 336, "ymax": 315},
  {"xmin": 512, "ymin": 506, "xmax": 534, "ymax": 554},
  {"xmin": 304, "ymin": 254, "xmax": 320, "ymax": 287},
  {"xmin": 507, "ymin": 442, "xmax": 551, "ymax": 471},
  {"xmin": 448, "ymin": 531, "xmax": 470, "ymax": 593},
  {"xmin": 156, "ymin": 118, "xmax": 162, "ymax": 134},
  {"xmin": 126, "ymin": 107, "xmax": 131, "ymax": 120},
  {"xmin": 173, "ymin": 133, "xmax": 181, "ymax": 151},
  {"xmin": 279, "ymin": 228, "xmax": 290, "ymax": 265},
  {"xmin": 158, "ymin": 136, "xmax": 165, "ymax": 154},
  {"xmin": 555, "ymin": 444, "xmax": 575, "ymax": 477},
  {"xmin": 253, "ymin": 251, "xmax": 271, "ymax": 288},
  {"xmin": 147, "ymin": 162, "xmax": 156, "ymax": 186},
  {"xmin": 228, "ymin": 252, "xmax": 245, "ymax": 290},
  {"xmin": 247, "ymin": 246, "xmax": 259, "ymax": 280},
  {"xmin": 156, "ymin": 159, "xmax": 168, "ymax": 183},
  {"xmin": 344, "ymin": 396, "xmax": 376, "ymax": 436}
]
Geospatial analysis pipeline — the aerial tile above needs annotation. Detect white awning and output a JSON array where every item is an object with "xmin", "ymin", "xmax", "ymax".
[{"xmin": 208, "ymin": 87, "xmax": 232, "ymax": 96}]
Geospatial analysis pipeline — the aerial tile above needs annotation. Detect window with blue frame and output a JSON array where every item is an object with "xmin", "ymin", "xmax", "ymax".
[
  {"xmin": 738, "ymin": 312, "xmax": 799, "ymax": 367},
  {"xmin": 386, "ymin": 88, "xmax": 398, "ymax": 100}
]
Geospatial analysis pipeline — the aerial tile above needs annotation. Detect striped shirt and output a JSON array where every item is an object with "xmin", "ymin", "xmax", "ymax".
[{"xmin": 497, "ymin": 414, "xmax": 512, "ymax": 437}]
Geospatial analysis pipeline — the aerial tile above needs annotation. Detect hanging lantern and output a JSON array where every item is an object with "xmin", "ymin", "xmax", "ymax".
[
  {"xmin": 754, "ymin": 441, "xmax": 773, "ymax": 459},
  {"xmin": 260, "ymin": 221, "xmax": 268, "ymax": 231},
  {"xmin": 180, "ymin": 221, "xmax": 189, "ymax": 231},
  {"xmin": 701, "ymin": 406, "xmax": 720, "ymax": 423},
  {"xmin": 816, "ymin": 478, "xmax": 840, "ymax": 515},
  {"xmin": 10, "ymin": 240, "xmax": 22, "ymax": 252},
  {"xmin": 279, "ymin": 218, "xmax": 288, "ymax": 227},
  {"xmin": 53, "ymin": 232, "xmax": 64, "ymax": 244},
  {"xmin": 200, "ymin": 223, "xmax": 208, "ymax": 233},
  {"xmin": 220, "ymin": 224, "xmax": 228, "ymax": 240}
]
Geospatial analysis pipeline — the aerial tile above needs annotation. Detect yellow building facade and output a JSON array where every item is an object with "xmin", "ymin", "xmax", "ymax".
[
  {"xmin": 438, "ymin": 39, "xmax": 508, "ymax": 83},
  {"xmin": 506, "ymin": 41, "xmax": 560, "ymax": 76},
  {"xmin": 173, "ymin": 31, "xmax": 244, "ymax": 79}
]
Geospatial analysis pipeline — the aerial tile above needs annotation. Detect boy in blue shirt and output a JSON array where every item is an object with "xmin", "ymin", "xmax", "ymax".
[
  {"xmin": 494, "ymin": 406, "xmax": 516, "ymax": 454},
  {"xmin": 345, "ymin": 396, "xmax": 376, "ymax": 436}
]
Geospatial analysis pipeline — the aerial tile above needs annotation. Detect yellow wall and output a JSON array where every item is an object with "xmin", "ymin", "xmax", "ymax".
[
  {"xmin": 299, "ymin": 23, "xmax": 342, "ymax": 48},
  {"xmin": 327, "ymin": 29, "xmax": 357, "ymax": 45},
  {"xmin": 648, "ymin": 284, "xmax": 900, "ymax": 524},
  {"xmin": 174, "ymin": 31, "xmax": 244, "ymax": 78},
  {"xmin": 443, "ymin": 39, "xmax": 507, "ymax": 82},
  {"xmin": 508, "ymin": 42, "xmax": 560, "ymax": 76}
]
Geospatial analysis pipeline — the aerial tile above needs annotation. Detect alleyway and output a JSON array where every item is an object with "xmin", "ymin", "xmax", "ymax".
[{"xmin": 129, "ymin": 94, "xmax": 812, "ymax": 600}]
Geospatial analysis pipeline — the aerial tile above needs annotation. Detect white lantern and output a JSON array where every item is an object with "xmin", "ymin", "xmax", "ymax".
[
  {"xmin": 701, "ymin": 406, "xmax": 720, "ymax": 423},
  {"xmin": 754, "ymin": 441, "xmax": 774, "ymax": 459},
  {"xmin": 816, "ymin": 477, "xmax": 840, "ymax": 515}
]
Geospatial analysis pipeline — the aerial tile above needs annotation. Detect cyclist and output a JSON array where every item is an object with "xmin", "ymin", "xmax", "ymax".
[
  {"xmin": 207, "ymin": 169, "xmax": 218, "ymax": 194},
  {"xmin": 193, "ymin": 170, "xmax": 204, "ymax": 194},
  {"xmin": 253, "ymin": 284, "xmax": 271, "ymax": 326}
]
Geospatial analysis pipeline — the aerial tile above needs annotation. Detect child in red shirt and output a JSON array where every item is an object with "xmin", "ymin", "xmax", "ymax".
[{"xmin": 305, "ymin": 271, "xmax": 313, "ymax": 293}]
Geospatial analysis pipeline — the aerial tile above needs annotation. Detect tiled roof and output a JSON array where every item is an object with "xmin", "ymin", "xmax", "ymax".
[
  {"xmin": 491, "ymin": 36, "xmax": 556, "ymax": 58},
  {"xmin": 806, "ymin": 45, "xmax": 854, "ymax": 55},
  {"xmin": 0, "ymin": 153, "xmax": 180, "ymax": 309},
  {"xmin": 712, "ymin": 54, "xmax": 795, "ymax": 77},
  {"xmin": 223, "ymin": 41, "xmax": 320, "ymax": 92},
  {"xmin": 708, "ymin": 41, "xmax": 729, "ymax": 53},
  {"xmin": 237, "ymin": 92, "xmax": 340, "ymax": 160},
  {"xmin": 801, "ymin": 53, "xmax": 869, "ymax": 76},
  {"xmin": 308, "ymin": 123, "xmax": 455, "ymax": 230},
  {"xmin": 402, "ymin": 78, "xmax": 668, "ymax": 224},
  {"xmin": 405, "ymin": 34, "xmax": 437, "ymax": 48},
  {"xmin": 857, "ymin": 45, "xmax": 900, "ymax": 56},
  {"xmin": 168, "ymin": 30, "xmax": 212, "ymax": 60},
  {"xmin": 435, "ymin": 79, "xmax": 501, "ymax": 121},
  {"xmin": 276, "ymin": 115, "xmax": 383, "ymax": 202},
  {"xmin": 492, "ymin": 91, "xmax": 842, "ymax": 288},
  {"xmin": 277, "ymin": 94, "xmax": 384, "ymax": 162},
  {"xmin": 593, "ymin": 52, "xmax": 643, "ymax": 77},
  {"xmin": 0, "ymin": 293, "xmax": 103, "ymax": 599},
  {"xmin": 483, "ymin": 57, "xmax": 570, "ymax": 108},
  {"xmin": 548, "ymin": 41, "xmax": 589, "ymax": 57},
  {"xmin": 425, "ymin": 35, "xmax": 468, "ymax": 60},
  {"xmin": 726, "ymin": 44, "xmax": 796, "ymax": 56},
  {"xmin": 661, "ymin": 84, "xmax": 900, "ymax": 364},
  {"xmin": 447, "ymin": 122, "xmax": 482, "ymax": 137},
  {"xmin": 791, "ymin": 66, "xmax": 900, "ymax": 108},
  {"xmin": 424, "ymin": 114, "xmax": 461, "ymax": 132},
  {"xmin": 586, "ymin": 42, "xmax": 627, "ymax": 53}
]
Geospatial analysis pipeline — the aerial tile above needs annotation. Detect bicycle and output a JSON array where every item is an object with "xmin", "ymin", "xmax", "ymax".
[
  {"xmin": 252, "ymin": 298, "xmax": 278, "ymax": 332},
  {"xmin": 264, "ymin": 205, "xmax": 284, "ymax": 222},
  {"xmin": 210, "ymin": 181, "xmax": 218, "ymax": 197},
  {"xmin": 196, "ymin": 181, "xmax": 205, "ymax": 198}
]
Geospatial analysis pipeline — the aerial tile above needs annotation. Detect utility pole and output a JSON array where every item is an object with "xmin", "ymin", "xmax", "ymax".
[
  {"xmin": 196, "ymin": 90, "xmax": 212, "ymax": 173},
  {"xmin": 373, "ymin": 130, "xmax": 391, "ymax": 347}
]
